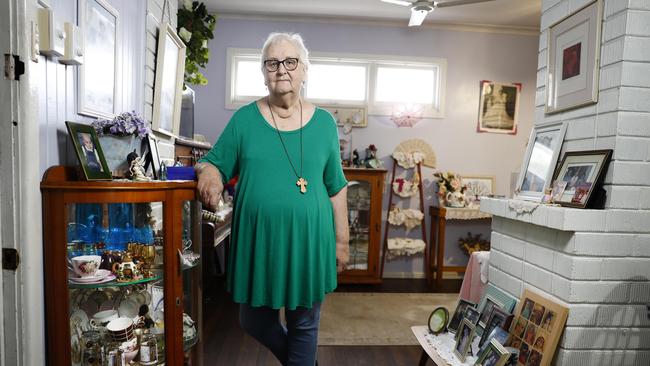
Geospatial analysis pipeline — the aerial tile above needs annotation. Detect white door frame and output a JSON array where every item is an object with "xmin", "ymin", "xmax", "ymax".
[{"xmin": 1, "ymin": 0, "xmax": 45, "ymax": 365}]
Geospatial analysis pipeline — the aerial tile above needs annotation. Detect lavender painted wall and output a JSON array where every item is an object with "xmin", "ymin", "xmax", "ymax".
[{"xmin": 194, "ymin": 17, "xmax": 539, "ymax": 274}]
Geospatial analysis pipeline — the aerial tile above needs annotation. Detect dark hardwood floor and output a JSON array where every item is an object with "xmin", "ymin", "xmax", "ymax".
[{"xmin": 201, "ymin": 274, "xmax": 461, "ymax": 366}]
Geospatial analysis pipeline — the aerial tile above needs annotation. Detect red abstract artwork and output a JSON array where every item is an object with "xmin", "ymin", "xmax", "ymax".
[{"xmin": 562, "ymin": 42, "xmax": 581, "ymax": 80}]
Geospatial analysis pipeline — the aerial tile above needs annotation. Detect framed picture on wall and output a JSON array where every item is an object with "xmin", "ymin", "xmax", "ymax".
[
  {"xmin": 65, "ymin": 121, "xmax": 112, "ymax": 180},
  {"xmin": 546, "ymin": 0, "xmax": 603, "ymax": 114},
  {"xmin": 550, "ymin": 149, "xmax": 612, "ymax": 208},
  {"xmin": 78, "ymin": 0, "xmax": 120, "ymax": 119},
  {"xmin": 515, "ymin": 121, "xmax": 567, "ymax": 201},
  {"xmin": 152, "ymin": 22, "xmax": 186, "ymax": 137},
  {"xmin": 477, "ymin": 80, "xmax": 521, "ymax": 134}
]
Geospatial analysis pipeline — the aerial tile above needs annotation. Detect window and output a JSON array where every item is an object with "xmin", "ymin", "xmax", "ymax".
[{"xmin": 226, "ymin": 48, "xmax": 446, "ymax": 118}]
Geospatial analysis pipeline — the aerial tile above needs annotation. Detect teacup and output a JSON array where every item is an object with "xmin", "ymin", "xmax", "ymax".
[
  {"xmin": 90, "ymin": 309, "xmax": 118, "ymax": 327},
  {"xmin": 106, "ymin": 317, "xmax": 135, "ymax": 342},
  {"xmin": 70, "ymin": 255, "xmax": 102, "ymax": 278}
]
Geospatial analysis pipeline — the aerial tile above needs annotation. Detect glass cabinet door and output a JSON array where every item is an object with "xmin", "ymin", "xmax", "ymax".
[
  {"xmin": 66, "ymin": 201, "xmax": 166, "ymax": 366},
  {"xmin": 346, "ymin": 180, "xmax": 372, "ymax": 270},
  {"xmin": 181, "ymin": 200, "xmax": 201, "ymax": 363}
]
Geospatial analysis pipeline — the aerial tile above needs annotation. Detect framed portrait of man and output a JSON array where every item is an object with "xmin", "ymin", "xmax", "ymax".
[{"xmin": 65, "ymin": 121, "xmax": 112, "ymax": 180}]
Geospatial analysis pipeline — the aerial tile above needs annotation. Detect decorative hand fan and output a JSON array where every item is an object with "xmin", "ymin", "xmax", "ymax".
[{"xmin": 393, "ymin": 139, "xmax": 436, "ymax": 168}]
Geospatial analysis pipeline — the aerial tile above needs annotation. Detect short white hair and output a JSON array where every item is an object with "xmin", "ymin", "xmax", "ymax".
[{"xmin": 261, "ymin": 32, "xmax": 310, "ymax": 70}]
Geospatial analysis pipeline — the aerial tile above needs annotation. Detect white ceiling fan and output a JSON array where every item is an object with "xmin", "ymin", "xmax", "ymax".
[{"xmin": 381, "ymin": 0, "xmax": 497, "ymax": 27}]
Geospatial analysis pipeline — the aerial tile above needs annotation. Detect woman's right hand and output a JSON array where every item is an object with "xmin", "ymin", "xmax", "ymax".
[{"xmin": 195, "ymin": 163, "xmax": 224, "ymax": 211}]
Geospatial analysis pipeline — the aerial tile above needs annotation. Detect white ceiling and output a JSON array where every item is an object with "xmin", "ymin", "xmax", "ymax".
[{"xmin": 203, "ymin": 0, "xmax": 541, "ymax": 32}]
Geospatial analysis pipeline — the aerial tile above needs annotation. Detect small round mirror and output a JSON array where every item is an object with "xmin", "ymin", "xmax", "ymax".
[{"xmin": 427, "ymin": 306, "xmax": 449, "ymax": 334}]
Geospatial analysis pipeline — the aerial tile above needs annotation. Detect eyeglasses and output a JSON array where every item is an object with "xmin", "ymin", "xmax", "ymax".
[{"xmin": 263, "ymin": 58, "xmax": 299, "ymax": 72}]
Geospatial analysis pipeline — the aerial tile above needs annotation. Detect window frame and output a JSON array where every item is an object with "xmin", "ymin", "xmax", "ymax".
[{"xmin": 226, "ymin": 48, "xmax": 447, "ymax": 118}]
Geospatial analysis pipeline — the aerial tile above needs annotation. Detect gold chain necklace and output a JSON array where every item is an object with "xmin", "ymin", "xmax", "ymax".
[{"xmin": 267, "ymin": 99, "xmax": 307, "ymax": 194}]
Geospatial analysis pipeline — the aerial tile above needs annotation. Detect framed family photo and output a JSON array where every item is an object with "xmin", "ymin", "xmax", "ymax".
[
  {"xmin": 453, "ymin": 318, "xmax": 476, "ymax": 362},
  {"xmin": 507, "ymin": 288, "xmax": 568, "ymax": 366},
  {"xmin": 546, "ymin": 0, "xmax": 603, "ymax": 114},
  {"xmin": 551, "ymin": 149, "xmax": 612, "ymax": 208},
  {"xmin": 152, "ymin": 22, "xmax": 187, "ymax": 137},
  {"xmin": 448, "ymin": 299, "xmax": 477, "ymax": 333},
  {"xmin": 476, "ymin": 338, "xmax": 510, "ymax": 366},
  {"xmin": 78, "ymin": 0, "xmax": 120, "ymax": 118},
  {"xmin": 515, "ymin": 122, "xmax": 567, "ymax": 201},
  {"xmin": 65, "ymin": 121, "xmax": 112, "ymax": 180},
  {"xmin": 477, "ymin": 81, "xmax": 521, "ymax": 134}
]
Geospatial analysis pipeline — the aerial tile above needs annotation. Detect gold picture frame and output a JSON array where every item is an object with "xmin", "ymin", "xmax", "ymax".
[{"xmin": 507, "ymin": 288, "xmax": 568, "ymax": 366}]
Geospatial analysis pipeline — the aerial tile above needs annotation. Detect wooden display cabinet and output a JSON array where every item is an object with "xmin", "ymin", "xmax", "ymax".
[
  {"xmin": 338, "ymin": 168, "xmax": 387, "ymax": 284},
  {"xmin": 41, "ymin": 166, "xmax": 202, "ymax": 366}
]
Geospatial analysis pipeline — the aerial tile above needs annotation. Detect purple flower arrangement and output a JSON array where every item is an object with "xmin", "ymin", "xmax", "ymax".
[{"xmin": 91, "ymin": 111, "xmax": 150, "ymax": 138}]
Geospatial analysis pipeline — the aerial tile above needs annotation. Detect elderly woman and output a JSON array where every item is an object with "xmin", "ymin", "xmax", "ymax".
[{"xmin": 196, "ymin": 32, "xmax": 349, "ymax": 365}]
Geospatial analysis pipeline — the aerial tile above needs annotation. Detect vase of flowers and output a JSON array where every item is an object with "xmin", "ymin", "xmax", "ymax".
[
  {"xmin": 433, "ymin": 171, "xmax": 467, "ymax": 208},
  {"xmin": 92, "ymin": 111, "xmax": 150, "ymax": 177}
]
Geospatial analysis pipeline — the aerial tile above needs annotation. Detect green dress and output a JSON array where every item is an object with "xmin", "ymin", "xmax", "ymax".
[{"xmin": 200, "ymin": 101, "xmax": 347, "ymax": 310}]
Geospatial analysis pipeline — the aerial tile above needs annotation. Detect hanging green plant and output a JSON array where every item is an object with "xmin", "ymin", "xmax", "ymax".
[{"xmin": 177, "ymin": 1, "xmax": 216, "ymax": 85}]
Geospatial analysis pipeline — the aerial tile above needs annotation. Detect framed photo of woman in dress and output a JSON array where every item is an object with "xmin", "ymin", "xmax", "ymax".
[{"xmin": 477, "ymin": 80, "xmax": 521, "ymax": 134}]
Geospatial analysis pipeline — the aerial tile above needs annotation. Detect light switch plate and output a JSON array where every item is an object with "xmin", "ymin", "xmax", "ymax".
[
  {"xmin": 59, "ymin": 22, "xmax": 83, "ymax": 65},
  {"xmin": 37, "ymin": 8, "xmax": 65, "ymax": 57},
  {"xmin": 31, "ymin": 21, "xmax": 40, "ymax": 62}
]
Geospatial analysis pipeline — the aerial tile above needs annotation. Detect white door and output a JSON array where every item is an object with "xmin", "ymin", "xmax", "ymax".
[{"xmin": 1, "ymin": 1, "xmax": 45, "ymax": 365}]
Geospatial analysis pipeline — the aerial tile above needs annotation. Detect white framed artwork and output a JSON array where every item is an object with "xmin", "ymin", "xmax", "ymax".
[
  {"xmin": 152, "ymin": 22, "xmax": 186, "ymax": 137},
  {"xmin": 515, "ymin": 122, "xmax": 567, "ymax": 201},
  {"xmin": 78, "ymin": 0, "xmax": 120, "ymax": 118}
]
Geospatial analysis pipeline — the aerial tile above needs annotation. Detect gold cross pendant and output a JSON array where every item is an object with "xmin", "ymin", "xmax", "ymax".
[{"xmin": 296, "ymin": 177, "xmax": 308, "ymax": 194}]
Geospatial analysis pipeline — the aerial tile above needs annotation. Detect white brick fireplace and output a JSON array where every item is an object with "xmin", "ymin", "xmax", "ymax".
[{"xmin": 480, "ymin": 0, "xmax": 650, "ymax": 365}]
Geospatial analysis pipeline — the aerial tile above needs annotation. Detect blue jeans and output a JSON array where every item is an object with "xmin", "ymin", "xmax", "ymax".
[{"xmin": 239, "ymin": 302, "xmax": 322, "ymax": 366}]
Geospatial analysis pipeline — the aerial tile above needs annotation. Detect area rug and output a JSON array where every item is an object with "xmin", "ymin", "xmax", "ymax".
[{"xmin": 318, "ymin": 292, "xmax": 458, "ymax": 346}]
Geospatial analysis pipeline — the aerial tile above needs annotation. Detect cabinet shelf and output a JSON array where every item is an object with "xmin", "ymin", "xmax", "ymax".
[{"xmin": 68, "ymin": 274, "xmax": 161, "ymax": 289}]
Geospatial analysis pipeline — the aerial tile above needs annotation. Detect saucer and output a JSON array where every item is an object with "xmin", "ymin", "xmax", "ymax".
[
  {"xmin": 70, "ymin": 274, "xmax": 116, "ymax": 285},
  {"xmin": 69, "ymin": 269, "xmax": 111, "ymax": 283}
]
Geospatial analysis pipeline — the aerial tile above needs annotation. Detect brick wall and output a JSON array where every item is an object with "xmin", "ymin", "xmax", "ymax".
[{"xmin": 481, "ymin": 0, "xmax": 650, "ymax": 364}]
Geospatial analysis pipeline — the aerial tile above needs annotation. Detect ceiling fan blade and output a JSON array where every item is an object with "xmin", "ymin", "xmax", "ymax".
[
  {"xmin": 408, "ymin": 8, "xmax": 429, "ymax": 26},
  {"xmin": 381, "ymin": 0, "xmax": 412, "ymax": 6},
  {"xmin": 435, "ymin": 0, "xmax": 495, "ymax": 8}
]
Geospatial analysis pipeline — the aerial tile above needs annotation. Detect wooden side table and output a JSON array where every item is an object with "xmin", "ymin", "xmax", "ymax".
[{"xmin": 428, "ymin": 206, "xmax": 491, "ymax": 288}]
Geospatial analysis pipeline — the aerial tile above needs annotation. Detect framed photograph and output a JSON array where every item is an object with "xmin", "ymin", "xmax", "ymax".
[
  {"xmin": 515, "ymin": 122, "xmax": 567, "ymax": 201},
  {"xmin": 321, "ymin": 105, "xmax": 367, "ymax": 129},
  {"xmin": 480, "ymin": 284, "xmax": 518, "ymax": 314},
  {"xmin": 478, "ymin": 295, "xmax": 505, "ymax": 328},
  {"xmin": 478, "ymin": 326, "xmax": 509, "ymax": 357},
  {"xmin": 65, "ymin": 121, "xmax": 112, "ymax": 180},
  {"xmin": 152, "ymin": 22, "xmax": 187, "ymax": 137},
  {"xmin": 479, "ymin": 307, "xmax": 513, "ymax": 348},
  {"xmin": 448, "ymin": 299, "xmax": 477, "ymax": 334},
  {"xmin": 475, "ymin": 338, "xmax": 510, "ymax": 366},
  {"xmin": 546, "ymin": 0, "xmax": 603, "ymax": 114},
  {"xmin": 464, "ymin": 306, "xmax": 481, "ymax": 325},
  {"xmin": 551, "ymin": 149, "xmax": 612, "ymax": 208},
  {"xmin": 453, "ymin": 318, "xmax": 476, "ymax": 363},
  {"xmin": 78, "ymin": 0, "xmax": 120, "ymax": 118},
  {"xmin": 143, "ymin": 134, "xmax": 161, "ymax": 180},
  {"xmin": 507, "ymin": 288, "xmax": 568, "ymax": 366},
  {"xmin": 427, "ymin": 306, "xmax": 449, "ymax": 335},
  {"xmin": 462, "ymin": 175, "xmax": 495, "ymax": 208},
  {"xmin": 477, "ymin": 80, "xmax": 521, "ymax": 134}
]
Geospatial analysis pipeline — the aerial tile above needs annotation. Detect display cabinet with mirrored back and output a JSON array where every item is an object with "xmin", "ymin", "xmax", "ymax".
[
  {"xmin": 41, "ymin": 166, "xmax": 202, "ymax": 366},
  {"xmin": 338, "ymin": 168, "xmax": 387, "ymax": 284}
]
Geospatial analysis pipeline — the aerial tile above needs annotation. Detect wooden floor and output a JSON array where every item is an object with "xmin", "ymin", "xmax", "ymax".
[{"xmin": 201, "ymin": 274, "xmax": 461, "ymax": 366}]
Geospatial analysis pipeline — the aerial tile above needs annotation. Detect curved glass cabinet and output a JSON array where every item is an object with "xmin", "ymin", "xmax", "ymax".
[{"xmin": 41, "ymin": 166, "xmax": 202, "ymax": 366}]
